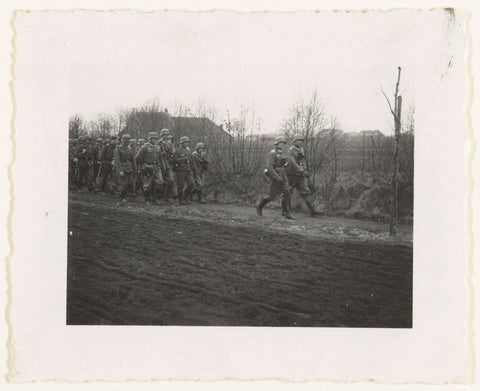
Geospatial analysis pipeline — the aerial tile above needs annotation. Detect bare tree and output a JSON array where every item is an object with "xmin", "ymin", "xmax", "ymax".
[
  {"xmin": 281, "ymin": 90, "xmax": 328, "ymax": 187},
  {"xmin": 95, "ymin": 113, "xmax": 114, "ymax": 138},
  {"xmin": 399, "ymin": 104, "xmax": 415, "ymax": 188},
  {"xmin": 69, "ymin": 114, "xmax": 85, "ymax": 139},
  {"xmin": 382, "ymin": 66, "xmax": 402, "ymax": 236},
  {"xmin": 317, "ymin": 127, "xmax": 346, "ymax": 210}
]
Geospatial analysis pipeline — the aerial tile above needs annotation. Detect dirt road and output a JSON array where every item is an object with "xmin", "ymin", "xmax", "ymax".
[{"xmin": 67, "ymin": 193, "xmax": 412, "ymax": 327}]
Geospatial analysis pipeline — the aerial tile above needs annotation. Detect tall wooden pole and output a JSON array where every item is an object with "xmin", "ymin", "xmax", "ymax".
[{"xmin": 390, "ymin": 67, "xmax": 402, "ymax": 236}]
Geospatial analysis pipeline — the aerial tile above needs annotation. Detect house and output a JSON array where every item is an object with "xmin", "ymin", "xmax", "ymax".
[
  {"xmin": 121, "ymin": 111, "xmax": 230, "ymax": 144},
  {"xmin": 171, "ymin": 116, "xmax": 231, "ymax": 144},
  {"xmin": 121, "ymin": 110, "xmax": 174, "ymax": 141}
]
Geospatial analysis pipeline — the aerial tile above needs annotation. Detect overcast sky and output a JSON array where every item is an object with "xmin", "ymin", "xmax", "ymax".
[{"xmin": 67, "ymin": 9, "xmax": 454, "ymax": 134}]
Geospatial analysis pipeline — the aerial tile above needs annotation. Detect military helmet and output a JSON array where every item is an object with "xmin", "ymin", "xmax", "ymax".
[
  {"xmin": 96, "ymin": 137, "xmax": 103, "ymax": 142},
  {"xmin": 148, "ymin": 131, "xmax": 159, "ymax": 140},
  {"xmin": 130, "ymin": 138, "xmax": 137, "ymax": 143},
  {"xmin": 179, "ymin": 136, "xmax": 190, "ymax": 144},
  {"xmin": 292, "ymin": 133, "xmax": 304, "ymax": 142},
  {"xmin": 195, "ymin": 142, "xmax": 205, "ymax": 150},
  {"xmin": 274, "ymin": 135, "xmax": 287, "ymax": 145},
  {"xmin": 121, "ymin": 134, "xmax": 131, "ymax": 141},
  {"xmin": 160, "ymin": 128, "xmax": 171, "ymax": 136},
  {"xmin": 138, "ymin": 138, "xmax": 145, "ymax": 143},
  {"xmin": 78, "ymin": 135, "xmax": 85, "ymax": 141}
]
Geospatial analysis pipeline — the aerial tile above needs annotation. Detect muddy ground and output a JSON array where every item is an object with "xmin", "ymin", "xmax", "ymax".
[{"xmin": 67, "ymin": 192, "xmax": 412, "ymax": 327}]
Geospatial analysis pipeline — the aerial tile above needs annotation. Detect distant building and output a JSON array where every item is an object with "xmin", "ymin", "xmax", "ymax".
[
  {"xmin": 120, "ymin": 110, "xmax": 230, "ymax": 144},
  {"xmin": 121, "ymin": 110, "xmax": 174, "ymax": 140},
  {"xmin": 171, "ymin": 116, "xmax": 231, "ymax": 143}
]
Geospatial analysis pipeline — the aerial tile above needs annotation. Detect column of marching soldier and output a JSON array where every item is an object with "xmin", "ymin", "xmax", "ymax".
[
  {"xmin": 68, "ymin": 129, "xmax": 209, "ymax": 206},
  {"xmin": 69, "ymin": 130, "xmax": 320, "ymax": 219}
]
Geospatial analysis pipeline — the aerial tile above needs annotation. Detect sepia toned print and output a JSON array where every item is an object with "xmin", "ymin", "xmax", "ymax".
[{"xmin": 66, "ymin": 10, "xmax": 415, "ymax": 327}]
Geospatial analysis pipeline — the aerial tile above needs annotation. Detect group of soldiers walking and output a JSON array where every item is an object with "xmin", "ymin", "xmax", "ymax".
[
  {"xmin": 256, "ymin": 133, "xmax": 319, "ymax": 220},
  {"xmin": 69, "ymin": 129, "xmax": 318, "ymax": 219},
  {"xmin": 69, "ymin": 129, "xmax": 209, "ymax": 206}
]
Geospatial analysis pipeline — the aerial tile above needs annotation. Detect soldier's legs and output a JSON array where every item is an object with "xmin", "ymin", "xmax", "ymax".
[
  {"xmin": 100, "ymin": 163, "xmax": 112, "ymax": 193},
  {"xmin": 135, "ymin": 172, "xmax": 143, "ymax": 195},
  {"xmin": 283, "ymin": 176, "xmax": 298, "ymax": 215},
  {"xmin": 86, "ymin": 166, "xmax": 95, "ymax": 191},
  {"xmin": 193, "ymin": 173, "xmax": 206, "ymax": 202},
  {"xmin": 126, "ymin": 173, "xmax": 134, "ymax": 198},
  {"xmin": 256, "ymin": 180, "xmax": 283, "ymax": 216},
  {"xmin": 111, "ymin": 169, "xmax": 119, "ymax": 195},
  {"xmin": 184, "ymin": 172, "xmax": 195, "ymax": 204},
  {"xmin": 171, "ymin": 172, "xmax": 178, "ymax": 199},
  {"xmin": 77, "ymin": 166, "xmax": 87, "ymax": 190},
  {"xmin": 142, "ymin": 172, "xmax": 155, "ymax": 202},
  {"xmin": 290, "ymin": 175, "xmax": 316, "ymax": 216},
  {"xmin": 68, "ymin": 165, "xmax": 75, "ymax": 189},
  {"xmin": 118, "ymin": 173, "xmax": 132, "ymax": 200},
  {"xmin": 151, "ymin": 169, "xmax": 164, "ymax": 201},
  {"xmin": 163, "ymin": 168, "xmax": 175, "ymax": 201},
  {"xmin": 130, "ymin": 172, "xmax": 137, "ymax": 195},
  {"xmin": 176, "ymin": 171, "xmax": 187, "ymax": 204},
  {"xmin": 280, "ymin": 179, "xmax": 293, "ymax": 218}
]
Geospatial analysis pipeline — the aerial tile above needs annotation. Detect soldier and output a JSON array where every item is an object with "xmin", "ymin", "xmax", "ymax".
[
  {"xmin": 135, "ymin": 131, "xmax": 164, "ymax": 205},
  {"xmin": 93, "ymin": 137, "xmax": 103, "ymax": 180},
  {"xmin": 191, "ymin": 142, "xmax": 209, "ymax": 203},
  {"xmin": 256, "ymin": 136, "xmax": 293, "ymax": 219},
  {"xmin": 68, "ymin": 139, "xmax": 77, "ymax": 190},
  {"xmin": 173, "ymin": 136, "xmax": 196, "ymax": 205},
  {"xmin": 114, "ymin": 134, "xmax": 136, "ymax": 204},
  {"xmin": 286, "ymin": 133, "xmax": 319, "ymax": 217},
  {"xmin": 134, "ymin": 138, "xmax": 146, "ymax": 195},
  {"xmin": 75, "ymin": 135, "xmax": 96, "ymax": 191},
  {"xmin": 97, "ymin": 136, "xmax": 117, "ymax": 194},
  {"xmin": 130, "ymin": 139, "xmax": 138, "ymax": 153},
  {"xmin": 129, "ymin": 139, "xmax": 138, "ymax": 195},
  {"xmin": 71, "ymin": 138, "xmax": 80, "ymax": 189},
  {"xmin": 109, "ymin": 135, "xmax": 120, "ymax": 194},
  {"xmin": 158, "ymin": 128, "xmax": 176, "ymax": 203},
  {"xmin": 167, "ymin": 135, "xmax": 178, "ymax": 200}
]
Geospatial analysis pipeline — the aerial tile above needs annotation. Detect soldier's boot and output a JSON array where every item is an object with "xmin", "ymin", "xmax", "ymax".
[
  {"xmin": 256, "ymin": 197, "xmax": 270, "ymax": 216},
  {"xmin": 184, "ymin": 191, "xmax": 192, "ymax": 205},
  {"xmin": 117, "ymin": 191, "xmax": 127, "ymax": 205},
  {"xmin": 306, "ymin": 200, "xmax": 318, "ymax": 217},
  {"xmin": 162, "ymin": 188, "xmax": 171, "ymax": 203},
  {"xmin": 131, "ymin": 182, "xmax": 137, "ymax": 197},
  {"xmin": 282, "ymin": 197, "xmax": 295, "ymax": 220},
  {"xmin": 194, "ymin": 189, "xmax": 201, "ymax": 201},
  {"xmin": 150, "ymin": 189, "xmax": 158, "ymax": 204},
  {"xmin": 281, "ymin": 198, "xmax": 288, "ymax": 216},
  {"xmin": 179, "ymin": 192, "xmax": 186, "ymax": 205},
  {"xmin": 144, "ymin": 189, "xmax": 151, "ymax": 205},
  {"xmin": 198, "ymin": 191, "xmax": 207, "ymax": 204}
]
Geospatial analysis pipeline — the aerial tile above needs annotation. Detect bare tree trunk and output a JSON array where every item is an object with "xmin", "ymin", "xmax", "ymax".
[{"xmin": 389, "ymin": 67, "xmax": 402, "ymax": 236}]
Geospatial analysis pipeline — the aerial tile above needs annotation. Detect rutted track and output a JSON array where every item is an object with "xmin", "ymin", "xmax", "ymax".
[{"xmin": 67, "ymin": 199, "xmax": 412, "ymax": 327}]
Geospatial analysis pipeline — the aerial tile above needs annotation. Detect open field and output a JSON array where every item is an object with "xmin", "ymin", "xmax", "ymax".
[{"xmin": 67, "ymin": 193, "xmax": 412, "ymax": 327}]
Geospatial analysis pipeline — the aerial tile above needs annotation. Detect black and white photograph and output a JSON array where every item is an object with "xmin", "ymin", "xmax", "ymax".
[
  {"xmin": 5, "ymin": 2, "xmax": 473, "ymax": 385},
  {"xmin": 64, "ymin": 10, "xmax": 418, "ymax": 328}
]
